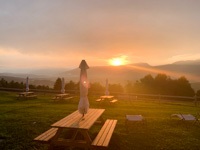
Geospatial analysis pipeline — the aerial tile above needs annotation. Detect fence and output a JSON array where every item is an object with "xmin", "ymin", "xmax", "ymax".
[{"xmin": 0, "ymin": 87, "xmax": 199, "ymax": 105}]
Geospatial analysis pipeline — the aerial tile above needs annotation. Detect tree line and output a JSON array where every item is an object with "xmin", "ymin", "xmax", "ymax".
[
  {"xmin": 125, "ymin": 74, "xmax": 196, "ymax": 97},
  {"xmin": 0, "ymin": 78, "xmax": 50, "ymax": 90},
  {"xmin": 53, "ymin": 78, "xmax": 123, "ymax": 94},
  {"xmin": 0, "ymin": 73, "xmax": 199, "ymax": 97}
]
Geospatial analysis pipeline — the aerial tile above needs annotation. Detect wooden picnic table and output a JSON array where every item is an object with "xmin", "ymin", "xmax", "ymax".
[
  {"xmin": 52, "ymin": 93, "xmax": 73, "ymax": 101},
  {"xmin": 55, "ymin": 93, "xmax": 69, "ymax": 99},
  {"xmin": 34, "ymin": 108, "xmax": 117, "ymax": 149},
  {"xmin": 50, "ymin": 109, "xmax": 104, "ymax": 149},
  {"xmin": 18, "ymin": 92, "xmax": 34, "ymax": 96},
  {"xmin": 97, "ymin": 95, "xmax": 118, "ymax": 103},
  {"xmin": 16, "ymin": 92, "xmax": 37, "ymax": 100},
  {"xmin": 100, "ymin": 95, "xmax": 114, "ymax": 99}
]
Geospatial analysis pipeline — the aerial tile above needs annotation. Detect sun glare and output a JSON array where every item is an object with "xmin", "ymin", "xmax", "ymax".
[{"xmin": 111, "ymin": 59, "xmax": 123, "ymax": 66}]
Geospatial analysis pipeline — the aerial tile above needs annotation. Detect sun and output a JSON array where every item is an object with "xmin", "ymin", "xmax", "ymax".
[{"xmin": 111, "ymin": 58, "xmax": 123, "ymax": 66}]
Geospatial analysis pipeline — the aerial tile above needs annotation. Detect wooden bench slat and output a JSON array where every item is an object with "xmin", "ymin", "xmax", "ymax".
[
  {"xmin": 96, "ymin": 99, "xmax": 101, "ymax": 102},
  {"xmin": 92, "ymin": 119, "xmax": 117, "ymax": 147},
  {"xmin": 64, "ymin": 97, "xmax": 73, "ymax": 100},
  {"xmin": 34, "ymin": 128, "xmax": 58, "ymax": 142},
  {"xmin": 56, "ymin": 112, "xmax": 81, "ymax": 127},
  {"xmin": 35, "ymin": 128, "xmax": 57, "ymax": 141},
  {"xmin": 54, "ymin": 109, "xmax": 97, "ymax": 128},
  {"xmin": 52, "ymin": 111, "xmax": 80, "ymax": 127},
  {"xmin": 60, "ymin": 109, "xmax": 95, "ymax": 128},
  {"xmin": 92, "ymin": 120, "xmax": 109, "ymax": 145},
  {"xmin": 110, "ymin": 99, "xmax": 118, "ymax": 103},
  {"xmin": 59, "ymin": 111, "xmax": 81, "ymax": 126},
  {"xmin": 39, "ymin": 128, "xmax": 58, "ymax": 141},
  {"xmin": 81, "ymin": 109, "xmax": 104, "ymax": 129},
  {"xmin": 96, "ymin": 120, "xmax": 113, "ymax": 146},
  {"xmin": 52, "ymin": 109, "xmax": 105, "ymax": 129},
  {"xmin": 34, "ymin": 128, "xmax": 56, "ymax": 140},
  {"xmin": 103, "ymin": 120, "xmax": 117, "ymax": 146},
  {"xmin": 70, "ymin": 109, "xmax": 100, "ymax": 128},
  {"xmin": 92, "ymin": 120, "xmax": 111, "ymax": 145}
]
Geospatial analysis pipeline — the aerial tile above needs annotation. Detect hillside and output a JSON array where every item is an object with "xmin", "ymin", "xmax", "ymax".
[
  {"xmin": 62, "ymin": 61, "xmax": 200, "ymax": 84},
  {"xmin": 1, "ymin": 60, "xmax": 200, "ymax": 89}
]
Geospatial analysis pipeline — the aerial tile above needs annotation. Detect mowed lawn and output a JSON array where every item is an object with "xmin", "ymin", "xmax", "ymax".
[{"xmin": 0, "ymin": 92, "xmax": 200, "ymax": 150}]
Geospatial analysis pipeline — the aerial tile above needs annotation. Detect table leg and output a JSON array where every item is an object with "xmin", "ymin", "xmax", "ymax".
[
  {"xmin": 99, "ymin": 116, "xmax": 105, "ymax": 124},
  {"xmin": 80, "ymin": 130, "xmax": 92, "ymax": 146},
  {"xmin": 71, "ymin": 129, "xmax": 78, "ymax": 140},
  {"xmin": 95, "ymin": 116, "xmax": 105, "ymax": 125},
  {"xmin": 48, "ymin": 128, "xmax": 63, "ymax": 150}
]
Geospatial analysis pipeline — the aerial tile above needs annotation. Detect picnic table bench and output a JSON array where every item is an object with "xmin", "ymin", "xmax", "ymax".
[
  {"xmin": 16, "ymin": 92, "xmax": 37, "ymax": 100},
  {"xmin": 92, "ymin": 119, "xmax": 117, "ymax": 147},
  {"xmin": 96, "ymin": 96, "xmax": 118, "ymax": 104},
  {"xmin": 34, "ymin": 109, "xmax": 117, "ymax": 149},
  {"xmin": 52, "ymin": 93, "xmax": 73, "ymax": 102}
]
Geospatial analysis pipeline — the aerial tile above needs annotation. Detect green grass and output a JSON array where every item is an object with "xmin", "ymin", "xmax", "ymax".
[{"xmin": 0, "ymin": 92, "xmax": 200, "ymax": 150}]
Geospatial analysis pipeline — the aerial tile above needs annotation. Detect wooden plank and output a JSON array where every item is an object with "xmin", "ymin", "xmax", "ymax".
[
  {"xmin": 102, "ymin": 120, "xmax": 117, "ymax": 146},
  {"xmin": 37, "ymin": 128, "xmax": 58, "ymax": 141},
  {"xmin": 53, "ymin": 109, "xmax": 95, "ymax": 128},
  {"xmin": 64, "ymin": 97, "xmax": 73, "ymax": 100},
  {"xmin": 34, "ymin": 128, "xmax": 58, "ymax": 141},
  {"xmin": 55, "ymin": 112, "xmax": 80, "ymax": 127},
  {"xmin": 60, "ymin": 109, "xmax": 95, "ymax": 128},
  {"xmin": 110, "ymin": 99, "xmax": 118, "ymax": 103},
  {"xmin": 52, "ymin": 112, "xmax": 77, "ymax": 126},
  {"xmin": 77, "ymin": 109, "xmax": 101, "ymax": 129},
  {"xmin": 96, "ymin": 120, "xmax": 113, "ymax": 146},
  {"xmin": 52, "ymin": 110, "xmax": 80, "ymax": 127},
  {"xmin": 81, "ymin": 109, "xmax": 105, "ymax": 129},
  {"xmin": 69, "ymin": 109, "xmax": 99, "ymax": 129},
  {"xmin": 80, "ymin": 109, "xmax": 103, "ymax": 128},
  {"xmin": 52, "ymin": 109, "xmax": 105, "ymax": 129},
  {"xmin": 96, "ymin": 99, "xmax": 101, "ymax": 102},
  {"xmin": 100, "ymin": 96, "xmax": 114, "ymax": 99},
  {"xmin": 92, "ymin": 119, "xmax": 117, "ymax": 147},
  {"xmin": 92, "ymin": 120, "xmax": 110, "ymax": 146}
]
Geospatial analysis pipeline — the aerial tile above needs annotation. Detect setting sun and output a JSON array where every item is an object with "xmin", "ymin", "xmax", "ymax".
[
  {"xmin": 111, "ymin": 58, "xmax": 123, "ymax": 66},
  {"xmin": 109, "ymin": 56, "xmax": 129, "ymax": 66}
]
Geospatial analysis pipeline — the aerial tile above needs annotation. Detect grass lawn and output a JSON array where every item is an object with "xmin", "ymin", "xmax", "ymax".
[{"xmin": 0, "ymin": 92, "xmax": 200, "ymax": 150}]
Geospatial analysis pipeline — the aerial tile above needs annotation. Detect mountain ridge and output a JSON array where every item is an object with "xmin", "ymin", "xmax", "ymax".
[{"xmin": 1, "ymin": 59, "xmax": 200, "ymax": 90}]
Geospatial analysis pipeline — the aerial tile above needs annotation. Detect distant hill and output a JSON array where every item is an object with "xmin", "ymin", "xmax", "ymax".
[
  {"xmin": 29, "ymin": 68, "xmax": 71, "ymax": 77},
  {"xmin": 173, "ymin": 59, "xmax": 200, "ymax": 65},
  {"xmin": 61, "ymin": 63, "xmax": 154, "ymax": 84},
  {"xmin": 62, "ymin": 60, "xmax": 200, "ymax": 85},
  {"xmin": 1, "ymin": 60, "xmax": 200, "ymax": 90},
  {"xmin": 0, "ymin": 73, "xmax": 46, "ymax": 79}
]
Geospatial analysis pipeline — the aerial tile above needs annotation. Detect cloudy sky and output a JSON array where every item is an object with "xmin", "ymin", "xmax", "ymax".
[{"xmin": 0, "ymin": 0, "xmax": 200, "ymax": 70}]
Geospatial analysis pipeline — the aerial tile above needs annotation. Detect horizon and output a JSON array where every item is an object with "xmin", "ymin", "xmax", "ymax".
[
  {"xmin": 1, "ymin": 1, "xmax": 200, "ymax": 70},
  {"xmin": 0, "ymin": 59, "xmax": 198, "ymax": 74}
]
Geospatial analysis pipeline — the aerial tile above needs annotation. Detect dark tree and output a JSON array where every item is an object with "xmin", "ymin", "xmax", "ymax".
[
  {"xmin": 125, "ymin": 74, "xmax": 195, "ymax": 97},
  {"xmin": 65, "ymin": 80, "xmax": 78, "ymax": 91},
  {"xmin": 196, "ymin": 90, "xmax": 200, "ymax": 97},
  {"xmin": 109, "ymin": 83, "xmax": 124, "ymax": 93},
  {"xmin": 125, "ymin": 80, "xmax": 134, "ymax": 93},
  {"xmin": 0, "ymin": 78, "xmax": 8, "ymax": 87},
  {"xmin": 175, "ymin": 76, "xmax": 195, "ymax": 96},
  {"xmin": 54, "ymin": 78, "xmax": 62, "ymax": 90},
  {"xmin": 89, "ymin": 82, "xmax": 104, "ymax": 92}
]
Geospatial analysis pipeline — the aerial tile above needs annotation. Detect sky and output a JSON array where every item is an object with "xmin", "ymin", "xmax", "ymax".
[{"xmin": 0, "ymin": 0, "xmax": 200, "ymax": 71}]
